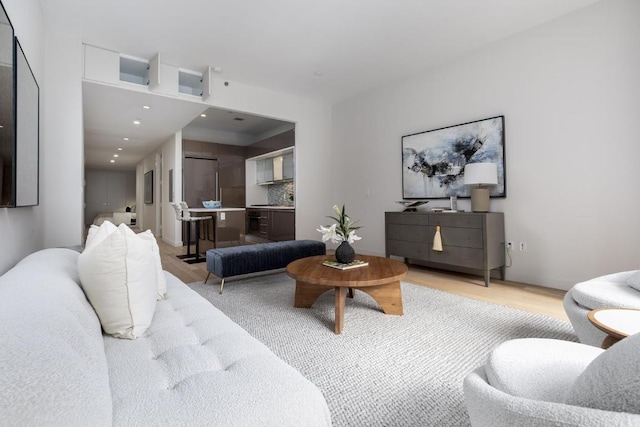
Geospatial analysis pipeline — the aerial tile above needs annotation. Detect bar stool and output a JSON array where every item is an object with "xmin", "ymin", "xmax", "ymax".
[{"xmin": 171, "ymin": 202, "xmax": 211, "ymax": 264}]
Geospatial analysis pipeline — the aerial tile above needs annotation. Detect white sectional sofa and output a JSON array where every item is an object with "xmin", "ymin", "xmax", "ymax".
[{"xmin": 0, "ymin": 248, "xmax": 331, "ymax": 426}]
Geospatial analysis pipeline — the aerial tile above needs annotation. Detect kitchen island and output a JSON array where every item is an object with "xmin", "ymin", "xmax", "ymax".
[{"xmin": 188, "ymin": 208, "xmax": 246, "ymax": 251}]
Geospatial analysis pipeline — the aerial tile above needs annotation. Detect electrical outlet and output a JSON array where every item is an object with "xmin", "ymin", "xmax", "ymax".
[
  {"xmin": 506, "ymin": 241, "xmax": 514, "ymax": 251},
  {"xmin": 519, "ymin": 242, "xmax": 527, "ymax": 251}
]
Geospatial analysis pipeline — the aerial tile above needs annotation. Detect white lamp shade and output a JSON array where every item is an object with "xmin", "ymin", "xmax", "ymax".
[{"xmin": 463, "ymin": 163, "xmax": 498, "ymax": 186}]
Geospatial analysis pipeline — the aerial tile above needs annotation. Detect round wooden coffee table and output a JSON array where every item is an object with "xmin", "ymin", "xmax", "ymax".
[{"xmin": 286, "ymin": 254, "xmax": 408, "ymax": 334}]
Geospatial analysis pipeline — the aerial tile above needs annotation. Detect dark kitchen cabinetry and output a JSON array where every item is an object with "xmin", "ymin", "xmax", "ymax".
[
  {"xmin": 246, "ymin": 208, "xmax": 295, "ymax": 242},
  {"xmin": 182, "ymin": 139, "xmax": 246, "ymax": 207},
  {"xmin": 269, "ymin": 210, "xmax": 295, "ymax": 241}
]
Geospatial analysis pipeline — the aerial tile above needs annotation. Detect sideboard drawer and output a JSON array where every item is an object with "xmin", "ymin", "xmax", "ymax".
[
  {"xmin": 429, "ymin": 214, "xmax": 483, "ymax": 229},
  {"xmin": 387, "ymin": 223, "xmax": 430, "ymax": 243},
  {"xmin": 427, "ymin": 225, "xmax": 483, "ymax": 249},
  {"xmin": 385, "ymin": 212, "xmax": 429, "ymax": 226},
  {"xmin": 429, "ymin": 246, "xmax": 484, "ymax": 270},
  {"xmin": 387, "ymin": 239, "xmax": 430, "ymax": 260}
]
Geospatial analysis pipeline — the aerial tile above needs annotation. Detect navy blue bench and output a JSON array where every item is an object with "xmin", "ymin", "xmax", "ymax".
[{"xmin": 205, "ymin": 240, "xmax": 326, "ymax": 293}]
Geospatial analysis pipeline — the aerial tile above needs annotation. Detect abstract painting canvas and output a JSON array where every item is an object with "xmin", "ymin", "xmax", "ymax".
[{"xmin": 402, "ymin": 116, "xmax": 505, "ymax": 199}]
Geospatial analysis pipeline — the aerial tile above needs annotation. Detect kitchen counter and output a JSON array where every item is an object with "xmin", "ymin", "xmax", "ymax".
[
  {"xmin": 189, "ymin": 208, "xmax": 246, "ymax": 213},
  {"xmin": 246, "ymin": 206, "xmax": 294, "ymax": 210}
]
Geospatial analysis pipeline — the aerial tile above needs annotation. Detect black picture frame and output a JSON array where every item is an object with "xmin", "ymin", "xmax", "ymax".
[
  {"xmin": 402, "ymin": 116, "xmax": 506, "ymax": 199},
  {"xmin": 15, "ymin": 37, "xmax": 39, "ymax": 207},
  {"xmin": 144, "ymin": 170, "xmax": 153, "ymax": 204},
  {"xmin": 0, "ymin": 1, "xmax": 15, "ymax": 207}
]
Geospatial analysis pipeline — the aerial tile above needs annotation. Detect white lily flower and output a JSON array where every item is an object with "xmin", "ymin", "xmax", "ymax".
[
  {"xmin": 317, "ymin": 224, "xmax": 341, "ymax": 243},
  {"xmin": 346, "ymin": 231, "xmax": 362, "ymax": 244},
  {"xmin": 318, "ymin": 204, "xmax": 362, "ymax": 245}
]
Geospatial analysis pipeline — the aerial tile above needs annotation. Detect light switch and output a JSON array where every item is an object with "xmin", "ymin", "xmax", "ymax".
[{"xmin": 220, "ymin": 212, "xmax": 226, "ymax": 220}]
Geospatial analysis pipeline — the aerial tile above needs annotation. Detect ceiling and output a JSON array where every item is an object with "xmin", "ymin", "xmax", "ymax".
[{"xmin": 41, "ymin": 0, "xmax": 600, "ymax": 170}]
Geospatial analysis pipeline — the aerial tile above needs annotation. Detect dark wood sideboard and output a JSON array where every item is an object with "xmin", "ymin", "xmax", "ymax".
[{"xmin": 385, "ymin": 211, "xmax": 505, "ymax": 286}]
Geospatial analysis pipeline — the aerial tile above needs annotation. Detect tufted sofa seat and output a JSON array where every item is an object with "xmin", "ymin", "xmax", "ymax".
[
  {"xmin": 0, "ymin": 248, "xmax": 331, "ymax": 426},
  {"xmin": 563, "ymin": 270, "xmax": 640, "ymax": 347}
]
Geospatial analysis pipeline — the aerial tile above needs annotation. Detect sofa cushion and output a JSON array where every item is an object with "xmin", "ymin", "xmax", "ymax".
[
  {"xmin": 567, "ymin": 332, "xmax": 640, "ymax": 413},
  {"xmin": 78, "ymin": 223, "xmax": 157, "ymax": 339},
  {"xmin": 628, "ymin": 270, "xmax": 640, "ymax": 292},
  {"xmin": 571, "ymin": 276, "xmax": 640, "ymax": 310},
  {"xmin": 485, "ymin": 338, "xmax": 603, "ymax": 403},
  {"xmin": 0, "ymin": 248, "xmax": 112, "ymax": 426},
  {"xmin": 103, "ymin": 272, "xmax": 332, "ymax": 426}
]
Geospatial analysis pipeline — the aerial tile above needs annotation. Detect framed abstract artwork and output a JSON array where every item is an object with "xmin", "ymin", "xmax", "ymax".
[{"xmin": 402, "ymin": 116, "xmax": 506, "ymax": 199}]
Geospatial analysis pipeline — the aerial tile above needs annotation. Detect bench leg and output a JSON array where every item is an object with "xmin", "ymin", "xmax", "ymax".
[
  {"xmin": 204, "ymin": 272, "xmax": 210, "ymax": 284},
  {"xmin": 219, "ymin": 278, "xmax": 225, "ymax": 295}
]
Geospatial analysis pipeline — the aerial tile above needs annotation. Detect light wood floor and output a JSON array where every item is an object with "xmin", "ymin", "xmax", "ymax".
[{"xmin": 157, "ymin": 239, "xmax": 568, "ymax": 321}]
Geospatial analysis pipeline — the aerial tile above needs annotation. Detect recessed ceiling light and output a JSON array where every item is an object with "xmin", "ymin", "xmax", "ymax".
[
  {"xmin": 0, "ymin": 125, "xmax": 3, "ymax": 128},
  {"xmin": 200, "ymin": 113, "xmax": 207, "ymax": 118},
  {"xmin": 110, "ymin": 160, "xmax": 115, "ymax": 163},
  {"xmin": 133, "ymin": 120, "xmax": 141, "ymax": 125},
  {"xmin": 123, "ymin": 137, "xmax": 129, "ymax": 141},
  {"xmin": 113, "ymin": 154, "xmax": 119, "ymax": 158},
  {"xmin": 143, "ymin": 105, "xmax": 150, "ymax": 109},
  {"xmin": 314, "ymin": 71, "xmax": 324, "ymax": 77},
  {"xmin": 118, "ymin": 147, "xmax": 123, "ymax": 151}
]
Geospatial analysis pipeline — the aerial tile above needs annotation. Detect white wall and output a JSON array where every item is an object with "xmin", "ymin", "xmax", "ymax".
[
  {"xmin": 332, "ymin": 0, "xmax": 640, "ymax": 290},
  {"xmin": 161, "ymin": 131, "xmax": 182, "ymax": 246},
  {"xmin": 42, "ymin": 29, "xmax": 84, "ymax": 248},
  {"xmin": 0, "ymin": 0, "xmax": 45, "ymax": 274}
]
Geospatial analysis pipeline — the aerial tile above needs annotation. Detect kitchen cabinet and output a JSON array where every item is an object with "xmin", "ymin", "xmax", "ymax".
[
  {"xmin": 256, "ymin": 150, "xmax": 294, "ymax": 185},
  {"xmin": 283, "ymin": 152, "xmax": 294, "ymax": 180},
  {"xmin": 83, "ymin": 45, "xmax": 212, "ymax": 101},
  {"xmin": 178, "ymin": 66, "xmax": 212, "ymax": 100},
  {"xmin": 269, "ymin": 210, "xmax": 295, "ymax": 241},
  {"xmin": 246, "ymin": 208, "xmax": 295, "ymax": 241},
  {"xmin": 256, "ymin": 158, "xmax": 274, "ymax": 184}
]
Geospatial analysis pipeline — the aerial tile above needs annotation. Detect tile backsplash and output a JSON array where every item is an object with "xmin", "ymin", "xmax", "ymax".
[{"xmin": 268, "ymin": 181, "xmax": 294, "ymax": 206}]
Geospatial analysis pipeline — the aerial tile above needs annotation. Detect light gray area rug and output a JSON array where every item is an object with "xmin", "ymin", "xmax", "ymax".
[{"xmin": 187, "ymin": 273, "xmax": 576, "ymax": 427}]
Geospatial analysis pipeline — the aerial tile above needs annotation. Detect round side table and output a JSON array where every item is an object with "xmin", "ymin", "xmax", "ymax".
[{"xmin": 587, "ymin": 308, "xmax": 640, "ymax": 349}]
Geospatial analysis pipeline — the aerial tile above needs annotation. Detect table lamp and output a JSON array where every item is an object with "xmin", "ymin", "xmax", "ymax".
[{"xmin": 463, "ymin": 162, "xmax": 498, "ymax": 212}]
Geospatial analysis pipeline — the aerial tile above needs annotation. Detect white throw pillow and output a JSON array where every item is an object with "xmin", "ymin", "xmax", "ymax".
[
  {"xmin": 78, "ymin": 224, "xmax": 157, "ymax": 339},
  {"xmin": 85, "ymin": 220, "xmax": 117, "ymax": 250},
  {"xmin": 137, "ymin": 229, "xmax": 167, "ymax": 300}
]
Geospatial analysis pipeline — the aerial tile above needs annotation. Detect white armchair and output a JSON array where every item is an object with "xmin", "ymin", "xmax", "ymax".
[
  {"xmin": 563, "ymin": 270, "xmax": 640, "ymax": 347},
  {"xmin": 463, "ymin": 333, "xmax": 640, "ymax": 426}
]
